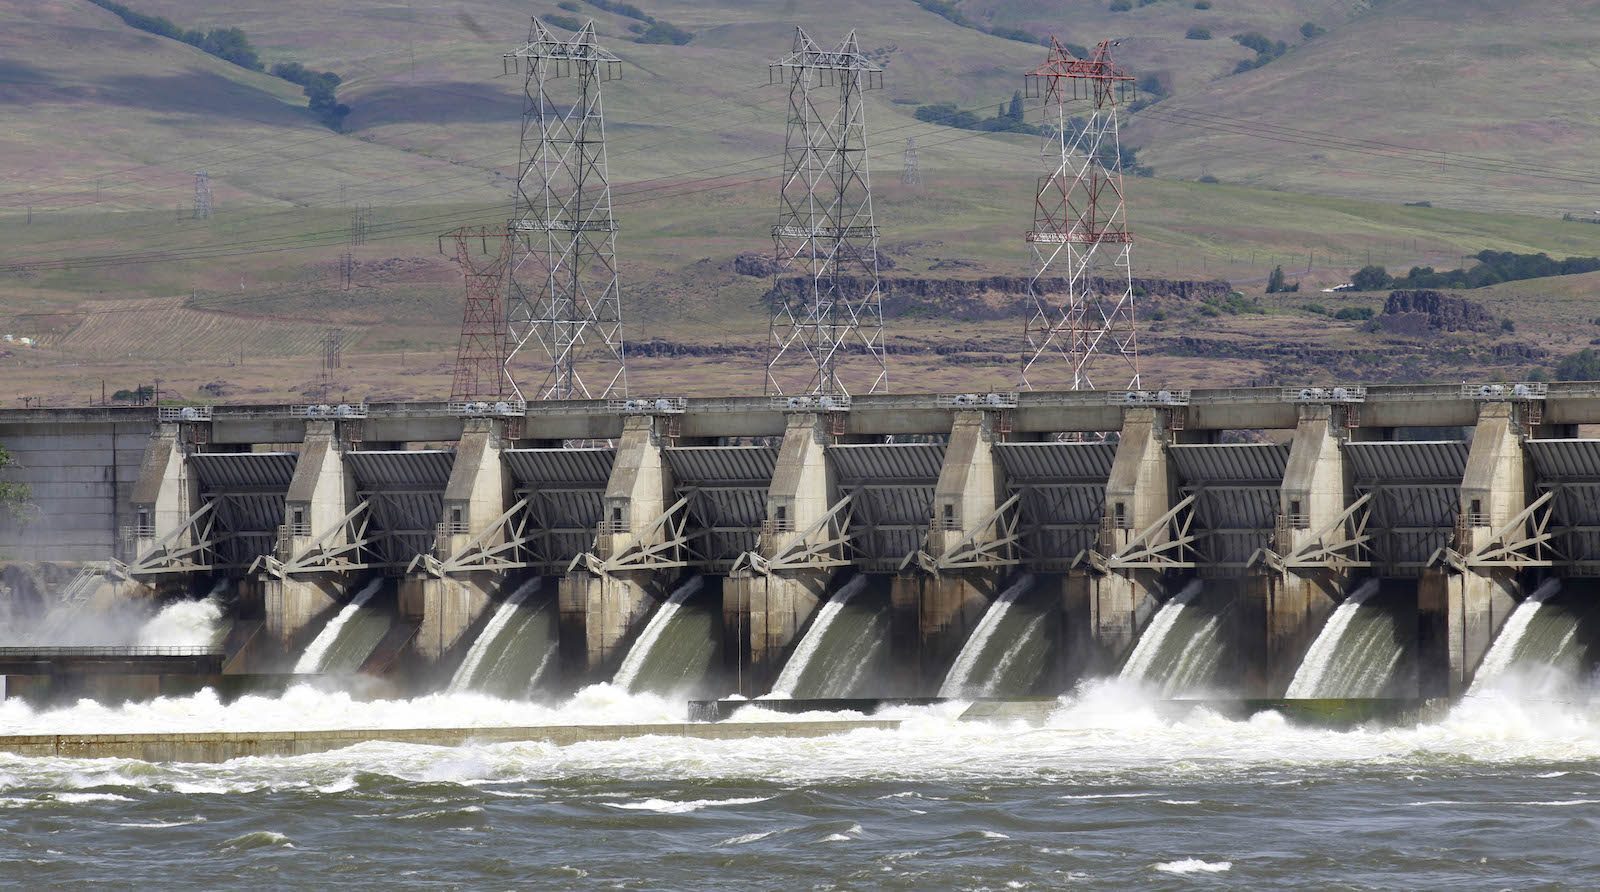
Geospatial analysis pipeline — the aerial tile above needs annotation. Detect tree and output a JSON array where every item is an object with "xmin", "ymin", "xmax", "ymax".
[
  {"xmin": 1266, "ymin": 265, "xmax": 1287, "ymax": 293},
  {"xmin": 1351, "ymin": 265, "xmax": 1392, "ymax": 291},
  {"xmin": 0, "ymin": 445, "xmax": 28, "ymax": 522},
  {"xmin": 1007, "ymin": 90, "xmax": 1025, "ymax": 124},
  {"xmin": 1556, "ymin": 349, "xmax": 1600, "ymax": 381}
]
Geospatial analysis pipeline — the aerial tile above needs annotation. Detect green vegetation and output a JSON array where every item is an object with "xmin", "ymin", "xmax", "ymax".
[
  {"xmin": 583, "ymin": 0, "xmax": 692, "ymax": 44},
  {"xmin": 1193, "ymin": 1, "xmax": 1212, "ymax": 8},
  {"xmin": 1205, "ymin": 292, "xmax": 1267, "ymax": 315},
  {"xmin": 1265, "ymin": 265, "xmax": 1300, "ymax": 293},
  {"xmin": 1109, "ymin": 0, "xmax": 1133, "ymax": 11},
  {"xmin": 1353, "ymin": 251, "xmax": 1600, "ymax": 291},
  {"xmin": 914, "ymin": 92, "xmax": 1036, "ymax": 134},
  {"xmin": 1300, "ymin": 22, "xmax": 1327, "ymax": 40},
  {"xmin": 269, "ymin": 63, "xmax": 348, "ymax": 130},
  {"xmin": 86, "ymin": 0, "xmax": 263, "ymax": 70},
  {"xmin": 546, "ymin": 13, "xmax": 584, "ymax": 32},
  {"xmin": 0, "ymin": 445, "xmax": 27, "ymax": 523},
  {"xmin": 908, "ymin": 0, "xmax": 1043, "ymax": 46},
  {"xmin": 1556, "ymin": 349, "xmax": 1600, "ymax": 381},
  {"xmin": 1186, "ymin": 27, "xmax": 1212, "ymax": 40},
  {"xmin": 1335, "ymin": 307, "xmax": 1374, "ymax": 321},
  {"xmin": 85, "ymin": 1, "xmax": 352, "ymax": 130},
  {"xmin": 1232, "ymin": 31, "xmax": 1289, "ymax": 73}
]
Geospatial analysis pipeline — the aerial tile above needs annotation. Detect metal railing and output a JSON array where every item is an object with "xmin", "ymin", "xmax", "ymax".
[
  {"xmin": 157, "ymin": 405, "xmax": 213, "ymax": 422},
  {"xmin": 290, "ymin": 403, "xmax": 368, "ymax": 419},
  {"xmin": 771, "ymin": 394, "xmax": 852, "ymax": 412},
  {"xmin": 1462, "ymin": 382, "xmax": 1548, "ymax": 401},
  {"xmin": 607, "ymin": 397, "xmax": 686, "ymax": 415},
  {"xmin": 1113, "ymin": 389, "xmax": 1190, "ymax": 407},
  {"xmin": 1281, "ymin": 386, "xmax": 1365, "ymax": 404},
  {"xmin": 935, "ymin": 392, "xmax": 1018, "ymax": 410},
  {"xmin": 278, "ymin": 522, "xmax": 311, "ymax": 539},
  {"xmin": 436, "ymin": 521, "xmax": 470, "ymax": 537},
  {"xmin": 119, "ymin": 524, "xmax": 156, "ymax": 541},
  {"xmin": 0, "ymin": 646, "xmax": 223, "ymax": 658},
  {"xmin": 448, "ymin": 399, "xmax": 527, "ymax": 417}
]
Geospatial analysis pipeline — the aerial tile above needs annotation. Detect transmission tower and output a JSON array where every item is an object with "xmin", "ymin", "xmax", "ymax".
[
  {"xmin": 901, "ymin": 136, "xmax": 922, "ymax": 187},
  {"xmin": 192, "ymin": 171, "xmax": 213, "ymax": 219},
  {"xmin": 442, "ymin": 226, "xmax": 514, "ymax": 403},
  {"xmin": 1019, "ymin": 39, "xmax": 1141, "ymax": 392},
  {"xmin": 766, "ymin": 27, "xmax": 886, "ymax": 397},
  {"xmin": 502, "ymin": 18, "xmax": 627, "ymax": 401}
]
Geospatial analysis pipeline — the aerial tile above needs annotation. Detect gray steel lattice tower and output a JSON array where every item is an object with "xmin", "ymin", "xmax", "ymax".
[
  {"xmin": 767, "ymin": 27, "xmax": 886, "ymax": 397},
  {"xmin": 192, "ymin": 171, "xmax": 212, "ymax": 219},
  {"xmin": 503, "ymin": 18, "xmax": 627, "ymax": 401},
  {"xmin": 901, "ymin": 136, "xmax": 921, "ymax": 187},
  {"xmin": 1019, "ymin": 39, "xmax": 1141, "ymax": 392}
]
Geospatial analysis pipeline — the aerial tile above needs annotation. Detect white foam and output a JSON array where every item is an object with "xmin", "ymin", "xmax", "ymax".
[
  {"xmin": 1154, "ymin": 859, "xmax": 1232, "ymax": 874},
  {"xmin": 606, "ymin": 795, "xmax": 771, "ymax": 814},
  {"xmin": 137, "ymin": 589, "xmax": 225, "ymax": 648},
  {"xmin": 1471, "ymin": 579, "xmax": 1562, "ymax": 693}
]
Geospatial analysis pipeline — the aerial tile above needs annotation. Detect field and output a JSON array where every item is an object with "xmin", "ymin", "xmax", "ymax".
[{"xmin": 1, "ymin": 0, "xmax": 1599, "ymax": 405}]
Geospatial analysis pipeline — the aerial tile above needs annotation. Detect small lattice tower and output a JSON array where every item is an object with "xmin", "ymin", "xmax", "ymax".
[
  {"xmin": 444, "ymin": 226, "xmax": 514, "ymax": 403},
  {"xmin": 1019, "ymin": 39, "xmax": 1141, "ymax": 392},
  {"xmin": 901, "ymin": 136, "xmax": 922, "ymax": 187},
  {"xmin": 503, "ymin": 18, "xmax": 627, "ymax": 401},
  {"xmin": 767, "ymin": 27, "xmax": 886, "ymax": 397},
  {"xmin": 192, "ymin": 171, "xmax": 213, "ymax": 219}
]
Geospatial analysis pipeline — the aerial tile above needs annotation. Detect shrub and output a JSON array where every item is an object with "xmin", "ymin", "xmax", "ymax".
[
  {"xmin": 1300, "ymin": 22, "xmax": 1327, "ymax": 39},
  {"xmin": 1351, "ymin": 265, "xmax": 1392, "ymax": 291},
  {"xmin": 545, "ymin": 13, "xmax": 583, "ymax": 31},
  {"xmin": 1197, "ymin": 174, "xmax": 1219, "ymax": 184},
  {"xmin": 1186, "ymin": 27, "xmax": 1211, "ymax": 39},
  {"xmin": 1334, "ymin": 307, "xmax": 1374, "ymax": 321},
  {"xmin": 1194, "ymin": 0, "xmax": 1211, "ymax": 7},
  {"xmin": 1109, "ymin": 0, "xmax": 1132, "ymax": 10},
  {"xmin": 1557, "ymin": 348, "xmax": 1600, "ymax": 381}
]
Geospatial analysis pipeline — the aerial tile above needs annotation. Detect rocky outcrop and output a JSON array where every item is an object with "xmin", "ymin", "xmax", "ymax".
[
  {"xmin": 1376, "ymin": 290, "xmax": 1502, "ymax": 335},
  {"xmin": 762, "ymin": 275, "xmax": 1233, "ymax": 321}
]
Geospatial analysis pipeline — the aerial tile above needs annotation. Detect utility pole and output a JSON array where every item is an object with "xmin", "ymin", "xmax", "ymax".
[
  {"xmin": 503, "ymin": 18, "xmax": 628, "ymax": 400},
  {"xmin": 1019, "ymin": 39, "xmax": 1141, "ymax": 392},
  {"xmin": 766, "ymin": 27, "xmax": 887, "ymax": 397}
]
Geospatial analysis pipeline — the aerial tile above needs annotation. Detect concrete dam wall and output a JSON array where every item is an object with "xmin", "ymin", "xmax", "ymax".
[{"xmin": 3, "ymin": 383, "xmax": 1598, "ymax": 699}]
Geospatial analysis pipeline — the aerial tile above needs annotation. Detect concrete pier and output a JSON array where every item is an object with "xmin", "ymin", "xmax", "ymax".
[{"xmin": 724, "ymin": 413, "xmax": 835, "ymax": 695}]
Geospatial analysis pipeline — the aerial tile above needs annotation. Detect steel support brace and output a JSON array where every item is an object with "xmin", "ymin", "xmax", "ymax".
[
  {"xmin": 731, "ymin": 494, "xmax": 858, "ymax": 577},
  {"xmin": 906, "ymin": 491, "xmax": 1024, "ymax": 574},
  {"xmin": 127, "ymin": 500, "xmax": 221, "ymax": 577},
  {"xmin": 411, "ymin": 496, "xmax": 536, "ymax": 577},
  {"xmin": 264, "ymin": 499, "xmax": 383, "ymax": 578},
  {"xmin": 1105, "ymin": 491, "xmax": 1203, "ymax": 570}
]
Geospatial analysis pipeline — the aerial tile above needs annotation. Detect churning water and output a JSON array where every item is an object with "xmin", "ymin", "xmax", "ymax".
[
  {"xmin": 769, "ymin": 575, "xmax": 891, "ymax": 699},
  {"xmin": 4, "ymin": 680, "xmax": 1600, "ymax": 887}
]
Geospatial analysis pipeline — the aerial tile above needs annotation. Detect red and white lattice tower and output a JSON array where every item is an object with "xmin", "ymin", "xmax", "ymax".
[
  {"xmin": 1020, "ymin": 39, "xmax": 1141, "ymax": 392},
  {"xmin": 443, "ymin": 226, "xmax": 513, "ymax": 403}
]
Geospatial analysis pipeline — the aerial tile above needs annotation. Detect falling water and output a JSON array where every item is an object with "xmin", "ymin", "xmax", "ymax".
[
  {"xmin": 939, "ymin": 574, "xmax": 1038, "ymax": 698},
  {"xmin": 613, "ymin": 577, "xmax": 713, "ymax": 693},
  {"xmin": 447, "ymin": 577, "xmax": 555, "ymax": 697},
  {"xmin": 1119, "ymin": 580, "xmax": 1227, "ymax": 697},
  {"xmin": 1471, "ymin": 579, "xmax": 1562, "ymax": 693},
  {"xmin": 1285, "ymin": 580, "xmax": 1404, "ymax": 698},
  {"xmin": 293, "ymin": 579, "xmax": 385, "ymax": 674},
  {"xmin": 136, "ymin": 588, "xmax": 226, "ymax": 649},
  {"xmin": 769, "ymin": 575, "xmax": 890, "ymax": 698}
]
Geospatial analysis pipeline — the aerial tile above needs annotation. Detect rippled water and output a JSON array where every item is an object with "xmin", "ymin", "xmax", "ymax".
[{"xmin": 4, "ymin": 682, "xmax": 1600, "ymax": 887}]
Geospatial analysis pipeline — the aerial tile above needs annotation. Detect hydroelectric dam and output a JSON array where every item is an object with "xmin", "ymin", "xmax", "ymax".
[{"xmin": 2, "ymin": 381, "xmax": 1595, "ymax": 704}]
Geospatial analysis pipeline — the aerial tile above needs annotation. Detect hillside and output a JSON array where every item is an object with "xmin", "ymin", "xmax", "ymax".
[{"xmin": 1, "ymin": 0, "xmax": 1599, "ymax": 406}]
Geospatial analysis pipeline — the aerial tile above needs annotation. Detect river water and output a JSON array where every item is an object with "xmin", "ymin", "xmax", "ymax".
[{"xmin": 3, "ymin": 681, "xmax": 1600, "ymax": 887}]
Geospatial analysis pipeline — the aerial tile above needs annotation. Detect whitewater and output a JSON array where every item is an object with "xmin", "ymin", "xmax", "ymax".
[{"xmin": 2, "ymin": 680, "xmax": 1600, "ymax": 886}]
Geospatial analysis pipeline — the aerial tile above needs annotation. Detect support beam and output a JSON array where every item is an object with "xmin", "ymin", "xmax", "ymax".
[
  {"xmin": 559, "ymin": 415, "xmax": 678, "ymax": 683},
  {"xmin": 725, "ymin": 413, "xmax": 838, "ymax": 696},
  {"xmin": 897, "ymin": 410, "xmax": 1014, "ymax": 692},
  {"xmin": 262, "ymin": 421, "xmax": 356, "ymax": 647},
  {"xmin": 1419, "ymin": 402, "xmax": 1528, "ymax": 697},
  {"xmin": 1065, "ymin": 407, "xmax": 1174, "ymax": 674},
  {"xmin": 124, "ymin": 424, "xmax": 197, "ymax": 586},
  {"xmin": 401, "ymin": 418, "xmax": 510, "ymax": 663},
  {"xmin": 1254, "ymin": 405, "xmax": 1356, "ymax": 696}
]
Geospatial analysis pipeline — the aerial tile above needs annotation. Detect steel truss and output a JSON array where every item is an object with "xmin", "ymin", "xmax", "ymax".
[
  {"xmin": 732, "ymin": 494, "xmax": 860, "ymax": 576},
  {"xmin": 504, "ymin": 18, "xmax": 627, "ymax": 401},
  {"xmin": 767, "ymin": 27, "xmax": 886, "ymax": 397},
  {"xmin": 1020, "ymin": 39, "xmax": 1140, "ymax": 392}
]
